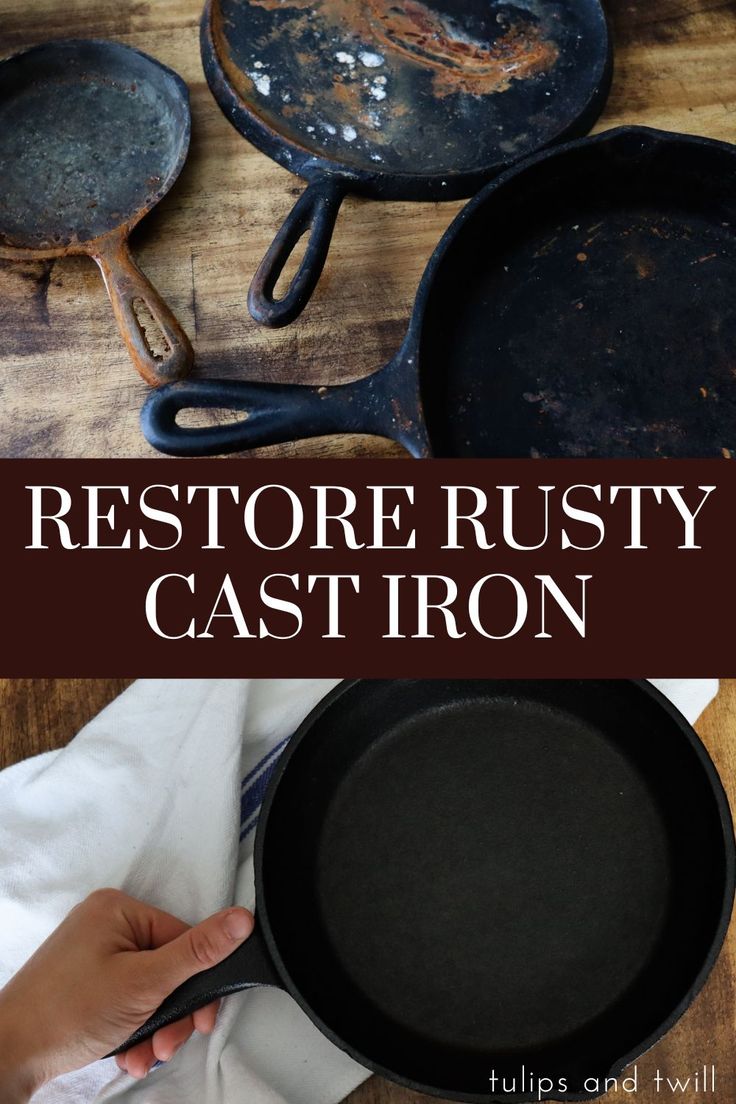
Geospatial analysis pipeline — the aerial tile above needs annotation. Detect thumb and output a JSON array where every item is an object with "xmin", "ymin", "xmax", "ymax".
[{"xmin": 144, "ymin": 907, "xmax": 254, "ymax": 998}]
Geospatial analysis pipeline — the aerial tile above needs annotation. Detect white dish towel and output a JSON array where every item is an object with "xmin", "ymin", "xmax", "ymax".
[{"xmin": 0, "ymin": 678, "xmax": 719, "ymax": 1104}]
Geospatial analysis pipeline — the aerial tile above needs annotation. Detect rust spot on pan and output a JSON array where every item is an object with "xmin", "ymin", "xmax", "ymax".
[
  {"xmin": 366, "ymin": 1, "xmax": 558, "ymax": 96},
  {"xmin": 248, "ymin": 0, "xmax": 558, "ymax": 97},
  {"xmin": 210, "ymin": 0, "xmax": 582, "ymax": 177}
]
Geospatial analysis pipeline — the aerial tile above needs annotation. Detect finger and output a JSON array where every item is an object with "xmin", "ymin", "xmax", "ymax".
[
  {"xmin": 144, "ymin": 907, "xmax": 254, "ymax": 998},
  {"xmin": 115, "ymin": 1052, "xmax": 128, "ymax": 1073},
  {"xmin": 147, "ymin": 909, "xmax": 190, "ymax": 950},
  {"xmin": 122, "ymin": 897, "xmax": 191, "ymax": 951},
  {"xmin": 151, "ymin": 1015, "xmax": 196, "ymax": 1062},
  {"xmin": 124, "ymin": 1038, "xmax": 157, "ymax": 1079},
  {"xmin": 193, "ymin": 999, "xmax": 220, "ymax": 1035}
]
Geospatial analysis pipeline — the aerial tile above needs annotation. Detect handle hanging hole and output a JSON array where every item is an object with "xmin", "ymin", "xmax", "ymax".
[
  {"xmin": 176, "ymin": 407, "xmax": 251, "ymax": 429},
  {"xmin": 132, "ymin": 297, "xmax": 171, "ymax": 360},
  {"xmin": 273, "ymin": 225, "xmax": 311, "ymax": 301}
]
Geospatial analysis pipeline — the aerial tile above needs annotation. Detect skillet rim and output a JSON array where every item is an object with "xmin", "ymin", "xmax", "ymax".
[{"xmin": 252, "ymin": 677, "xmax": 736, "ymax": 1104}]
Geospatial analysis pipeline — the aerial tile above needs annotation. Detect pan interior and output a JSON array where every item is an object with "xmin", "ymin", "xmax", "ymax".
[
  {"xmin": 0, "ymin": 41, "xmax": 189, "ymax": 250},
  {"xmin": 261, "ymin": 680, "xmax": 730, "ymax": 1095},
  {"xmin": 210, "ymin": 0, "xmax": 608, "ymax": 182},
  {"xmin": 418, "ymin": 131, "xmax": 736, "ymax": 457}
]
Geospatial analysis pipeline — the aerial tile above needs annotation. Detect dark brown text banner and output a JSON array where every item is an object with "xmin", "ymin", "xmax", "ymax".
[{"xmin": 3, "ymin": 459, "xmax": 733, "ymax": 676}]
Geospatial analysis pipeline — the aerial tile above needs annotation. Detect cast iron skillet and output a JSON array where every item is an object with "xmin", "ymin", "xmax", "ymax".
[
  {"xmin": 116, "ymin": 679, "xmax": 735, "ymax": 1103},
  {"xmin": 201, "ymin": 0, "xmax": 612, "ymax": 326},
  {"xmin": 0, "ymin": 39, "xmax": 193, "ymax": 386},
  {"xmin": 142, "ymin": 126, "xmax": 736, "ymax": 457}
]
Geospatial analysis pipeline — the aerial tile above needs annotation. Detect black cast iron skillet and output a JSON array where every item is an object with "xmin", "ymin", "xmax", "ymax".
[
  {"xmin": 201, "ymin": 0, "xmax": 612, "ymax": 326},
  {"xmin": 142, "ymin": 126, "xmax": 736, "ymax": 457},
  {"xmin": 116, "ymin": 679, "xmax": 735, "ymax": 1103},
  {"xmin": 0, "ymin": 39, "xmax": 193, "ymax": 387}
]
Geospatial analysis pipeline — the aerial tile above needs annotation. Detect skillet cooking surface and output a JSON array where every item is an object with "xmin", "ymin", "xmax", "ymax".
[
  {"xmin": 320, "ymin": 700, "xmax": 666, "ymax": 1049},
  {"xmin": 262, "ymin": 680, "xmax": 731, "ymax": 1094},
  {"xmin": 0, "ymin": 41, "xmax": 189, "ymax": 250},
  {"xmin": 420, "ymin": 130, "xmax": 736, "ymax": 457},
  {"xmin": 211, "ymin": 0, "xmax": 609, "ymax": 180}
]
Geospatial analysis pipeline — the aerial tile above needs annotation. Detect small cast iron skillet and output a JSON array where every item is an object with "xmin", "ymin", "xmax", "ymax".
[
  {"xmin": 114, "ymin": 679, "xmax": 735, "ymax": 1103},
  {"xmin": 0, "ymin": 39, "xmax": 193, "ymax": 386},
  {"xmin": 141, "ymin": 126, "xmax": 736, "ymax": 457},
  {"xmin": 201, "ymin": 0, "xmax": 612, "ymax": 326}
]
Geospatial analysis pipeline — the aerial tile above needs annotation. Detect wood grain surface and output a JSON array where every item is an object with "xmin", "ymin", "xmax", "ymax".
[
  {"xmin": 0, "ymin": 0, "xmax": 735, "ymax": 457},
  {"xmin": 0, "ymin": 677, "xmax": 734, "ymax": 1102},
  {"xmin": 0, "ymin": 679, "xmax": 134, "ymax": 769}
]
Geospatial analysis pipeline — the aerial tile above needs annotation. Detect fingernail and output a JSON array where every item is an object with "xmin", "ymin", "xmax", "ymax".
[{"xmin": 223, "ymin": 908, "xmax": 253, "ymax": 941}]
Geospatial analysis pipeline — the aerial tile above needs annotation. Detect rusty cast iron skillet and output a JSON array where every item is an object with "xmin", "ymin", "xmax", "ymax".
[
  {"xmin": 201, "ymin": 0, "xmax": 612, "ymax": 326},
  {"xmin": 0, "ymin": 39, "xmax": 193, "ymax": 386},
  {"xmin": 142, "ymin": 126, "xmax": 736, "ymax": 457},
  {"xmin": 115, "ymin": 679, "xmax": 735, "ymax": 1103}
]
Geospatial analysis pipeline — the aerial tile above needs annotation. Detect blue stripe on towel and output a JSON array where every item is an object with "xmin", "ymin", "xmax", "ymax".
[
  {"xmin": 239, "ymin": 811, "xmax": 260, "ymax": 842},
  {"xmin": 240, "ymin": 733, "xmax": 291, "ymax": 790},
  {"xmin": 239, "ymin": 734, "xmax": 292, "ymax": 841}
]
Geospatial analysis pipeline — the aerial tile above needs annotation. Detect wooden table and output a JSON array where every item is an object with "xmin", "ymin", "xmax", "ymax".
[
  {"xmin": 1, "ymin": 677, "xmax": 734, "ymax": 1103},
  {"xmin": 1, "ymin": 0, "xmax": 735, "ymax": 457}
]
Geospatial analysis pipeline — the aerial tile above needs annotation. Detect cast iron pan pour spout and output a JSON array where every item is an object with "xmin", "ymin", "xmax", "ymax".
[{"xmin": 109, "ymin": 680, "xmax": 735, "ymax": 1104}]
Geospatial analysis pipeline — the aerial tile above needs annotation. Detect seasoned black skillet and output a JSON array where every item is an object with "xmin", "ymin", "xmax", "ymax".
[
  {"xmin": 142, "ymin": 126, "xmax": 736, "ymax": 457},
  {"xmin": 115, "ymin": 679, "xmax": 734, "ymax": 1103},
  {"xmin": 201, "ymin": 0, "xmax": 612, "ymax": 326}
]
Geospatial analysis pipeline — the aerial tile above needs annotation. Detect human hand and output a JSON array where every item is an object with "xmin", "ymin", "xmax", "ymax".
[{"xmin": 0, "ymin": 889, "xmax": 254, "ymax": 1100}]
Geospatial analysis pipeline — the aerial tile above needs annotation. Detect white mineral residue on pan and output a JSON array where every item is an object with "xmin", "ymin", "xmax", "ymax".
[
  {"xmin": 249, "ymin": 65, "xmax": 271, "ymax": 95},
  {"xmin": 342, "ymin": 125, "xmax": 358, "ymax": 141},
  {"xmin": 359, "ymin": 50, "xmax": 385, "ymax": 68},
  {"xmin": 335, "ymin": 51, "xmax": 356, "ymax": 67}
]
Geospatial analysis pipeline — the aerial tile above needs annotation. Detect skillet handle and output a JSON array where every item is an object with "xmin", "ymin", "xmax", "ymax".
[
  {"xmin": 248, "ymin": 176, "xmax": 347, "ymax": 327},
  {"xmin": 140, "ymin": 373, "xmax": 397, "ymax": 457},
  {"xmin": 109, "ymin": 918, "xmax": 280, "ymax": 1057},
  {"xmin": 95, "ymin": 232, "xmax": 193, "ymax": 387}
]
